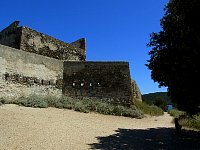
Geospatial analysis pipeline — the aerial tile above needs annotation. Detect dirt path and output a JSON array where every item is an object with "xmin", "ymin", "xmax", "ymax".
[{"xmin": 0, "ymin": 104, "xmax": 199, "ymax": 150}]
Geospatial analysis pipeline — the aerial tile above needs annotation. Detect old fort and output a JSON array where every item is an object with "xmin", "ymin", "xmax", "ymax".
[{"xmin": 0, "ymin": 21, "xmax": 141, "ymax": 106}]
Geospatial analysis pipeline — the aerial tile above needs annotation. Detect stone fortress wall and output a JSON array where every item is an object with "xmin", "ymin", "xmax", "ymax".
[
  {"xmin": 0, "ymin": 21, "xmax": 141, "ymax": 106},
  {"xmin": 0, "ymin": 44, "xmax": 63, "ymax": 99},
  {"xmin": 0, "ymin": 21, "xmax": 86, "ymax": 61},
  {"xmin": 63, "ymin": 61, "xmax": 133, "ymax": 106}
]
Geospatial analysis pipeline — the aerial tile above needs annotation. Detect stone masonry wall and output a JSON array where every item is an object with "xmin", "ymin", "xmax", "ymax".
[
  {"xmin": 0, "ymin": 21, "xmax": 141, "ymax": 106},
  {"xmin": 0, "ymin": 44, "xmax": 63, "ymax": 100},
  {"xmin": 0, "ymin": 21, "xmax": 22, "ymax": 49},
  {"xmin": 131, "ymin": 80, "xmax": 142, "ymax": 102},
  {"xmin": 0, "ymin": 21, "xmax": 86, "ymax": 61},
  {"xmin": 63, "ymin": 61, "xmax": 133, "ymax": 106},
  {"xmin": 20, "ymin": 27, "xmax": 86, "ymax": 61}
]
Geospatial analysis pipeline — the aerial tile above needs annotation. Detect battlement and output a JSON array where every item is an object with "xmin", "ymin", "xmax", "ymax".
[{"xmin": 0, "ymin": 21, "xmax": 86, "ymax": 61}]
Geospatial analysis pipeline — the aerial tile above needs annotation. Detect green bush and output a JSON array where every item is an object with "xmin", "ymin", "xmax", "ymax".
[
  {"xmin": 60, "ymin": 97, "xmax": 76, "ymax": 109},
  {"xmin": 179, "ymin": 115, "xmax": 200, "ymax": 130},
  {"xmin": 74, "ymin": 101, "xmax": 90, "ymax": 113},
  {"xmin": 134, "ymin": 101, "xmax": 164, "ymax": 116},
  {"xmin": 190, "ymin": 114, "xmax": 200, "ymax": 130},
  {"xmin": 95, "ymin": 102, "xmax": 114, "ymax": 115},
  {"xmin": 168, "ymin": 109, "xmax": 200, "ymax": 130},
  {"xmin": 112, "ymin": 105, "xmax": 125, "ymax": 116},
  {"xmin": 168, "ymin": 109, "xmax": 185, "ymax": 118},
  {"xmin": 123, "ymin": 106, "xmax": 144, "ymax": 118},
  {"xmin": 3, "ymin": 95, "xmax": 145, "ymax": 118},
  {"xmin": 15, "ymin": 95, "xmax": 48, "ymax": 108},
  {"xmin": 45, "ymin": 96, "xmax": 62, "ymax": 108},
  {"xmin": 72, "ymin": 98, "xmax": 144, "ymax": 118}
]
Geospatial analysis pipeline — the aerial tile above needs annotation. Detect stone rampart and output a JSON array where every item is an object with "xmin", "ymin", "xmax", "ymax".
[
  {"xmin": 20, "ymin": 27, "xmax": 86, "ymax": 61},
  {"xmin": 63, "ymin": 61, "xmax": 133, "ymax": 106},
  {"xmin": 0, "ymin": 21, "xmax": 141, "ymax": 106},
  {"xmin": 0, "ymin": 44, "xmax": 63, "ymax": 99},
  {"xmin": 0, "ymin": 21, "xmax": 86, "ymax": 61},
  {"xmin": 0, "ymin": 21, "xmax": 22, "ymax": 49}
]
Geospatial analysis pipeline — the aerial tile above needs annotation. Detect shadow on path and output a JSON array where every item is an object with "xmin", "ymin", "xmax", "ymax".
[{"xmin": 89, "ymin": 128, "xmax": 200, "ymax": 150}]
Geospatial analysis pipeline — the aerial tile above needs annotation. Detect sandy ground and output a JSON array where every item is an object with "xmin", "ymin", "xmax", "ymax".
[{"xmin": 0, "ymin": 104, "xmax": 199, "ymax": 150}]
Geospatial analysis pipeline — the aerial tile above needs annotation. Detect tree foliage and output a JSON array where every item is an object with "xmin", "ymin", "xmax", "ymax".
[
  {"xmin": 154, "ymin": 97, "xmax": 168, "ymax": 112},
  {"xmin": 146, "ymin": 0, "xmax": 200, "ymax": 114},
  {"xmin": 142, "ymin": 92, "xmax": 170, "ymax": 105}
]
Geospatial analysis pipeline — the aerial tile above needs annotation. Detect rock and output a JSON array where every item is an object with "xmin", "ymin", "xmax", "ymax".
[{"xmin": 131, "ymin": 79, "xmax": 142, "ymax": 102}]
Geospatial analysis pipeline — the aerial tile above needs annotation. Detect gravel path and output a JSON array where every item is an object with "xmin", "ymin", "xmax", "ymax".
[{"xmin": 0, "ymin": 104, "xmax": 199, "ymax": 150}]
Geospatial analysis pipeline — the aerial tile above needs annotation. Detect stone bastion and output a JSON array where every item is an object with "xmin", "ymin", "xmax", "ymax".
[{"xmin": 0, "ymin": 21, "xmax": 142, "ymax": 106}]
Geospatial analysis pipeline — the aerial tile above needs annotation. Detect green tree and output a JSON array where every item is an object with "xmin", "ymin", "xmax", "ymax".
[
  {"xmin": 154, "ymin": 97, "xmax": 168, "ymax": 112},
  {"xmin": 146, "ymin": 0, "xmax": 200, "ymax": 114}
]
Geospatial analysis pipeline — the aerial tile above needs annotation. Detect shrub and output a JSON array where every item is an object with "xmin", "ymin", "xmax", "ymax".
[
  {"xmin": 112, "ymin": 105, "xmax": 125, "ymax": 116},
  {"xmin": 168, "ymin": 109, "xmax": 185, "ymax": 118},
  {"xmin": 96, "ymin": 102, "xmax": 114, "ymax": 115},
  {"xmin": 61, "ymin": 97, "xmax": 78, "ymax": 109},
  {"xmin": 190, "ymin": 114, "xmax": 200, "ymax": 130},
  {"xmin": 4, "ymin": 95, "xmax": 144, "ymax": 118},
  {"xmin": 45, "ymin": 96, "xmax": 62, "ymax": 108},
  {"xmin": 134, "ymin": 101, "xmax": 164, "ymax": 116},
  {"xmin": 168, "ymin": 109, "xmax": 200, "ymax": 130},
  {"xmin": 81, "ymin": 99, "xmax": 99, "ymax": 111},
  {"xmin": 178, "ymin": 115, "xmax": 200, "ymax": 130},
  {"xmin": 123, "ymin": 106, "xmax": 144, "ymax": 118},
  {"xmin": 15, "ymin": 95, "xmax": 48, "ymax": 108},
  {"xmin": 74, "ymin": 101, "xmax": 90, "ymax": 113}
]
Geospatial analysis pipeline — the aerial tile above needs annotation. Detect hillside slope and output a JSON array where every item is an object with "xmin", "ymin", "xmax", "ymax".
[{"xmin": 142, "ymin": 92, "xmax": 171, "ymax": 104}]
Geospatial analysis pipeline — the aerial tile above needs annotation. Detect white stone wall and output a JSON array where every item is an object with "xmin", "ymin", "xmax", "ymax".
[{"xmin": 0, "ymin": 44, "xmax": 63, "ymax": 100}]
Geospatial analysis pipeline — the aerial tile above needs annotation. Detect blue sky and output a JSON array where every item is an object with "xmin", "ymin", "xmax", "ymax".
[{"xmin": 0, "ymin": 0, "xmax": 169, "ymax": 94}]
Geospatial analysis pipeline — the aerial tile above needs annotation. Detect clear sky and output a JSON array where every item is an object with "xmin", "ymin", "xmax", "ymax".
[{"xmin": 0, "ymin": 0, "xmax": 169, "ymax": 94}]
